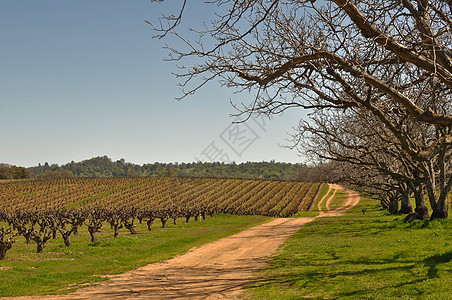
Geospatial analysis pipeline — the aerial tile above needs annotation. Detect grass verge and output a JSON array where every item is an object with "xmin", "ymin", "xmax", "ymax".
[
  {"xmin": 245, "ymin": 197, "xmax": 452, "ymax": 299},
  {"xmin": 329, "ymin": 191, "xmax": 347, "ymax": 211},
  {"xmin": 0, "ymin": 214, "xmax": 269, "ymax": 297},
  {"xmin": 320, "ymin": 188, "xmax": 336, "ymax": 212}
]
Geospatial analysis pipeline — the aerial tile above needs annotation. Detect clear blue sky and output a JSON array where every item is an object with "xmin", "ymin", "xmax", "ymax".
[{"xmin": 1, "ymin": 1, "xmax": 305, "ymax": 167}]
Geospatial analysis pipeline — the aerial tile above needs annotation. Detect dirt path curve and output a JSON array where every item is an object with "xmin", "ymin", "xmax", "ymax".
[
  {"xmin": 317, "ymin": 185, "xmax": 336, "ymax": 214},
  {"xmin": 14, "ymin": 185, "xmax": 360, "ymax": 300},
  {"xmin": 325, "ymin": 184, "xmax": 361, "ymax": 217}
]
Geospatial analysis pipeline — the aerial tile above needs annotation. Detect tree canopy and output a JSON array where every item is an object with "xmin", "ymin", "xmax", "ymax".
[
  {"xmin": 0, "ymin": 164, "xmax": 33, "ymax": 180},
  {"xmin": 28, "ymin": 156, "xmax": 304, "ymax": 181}
]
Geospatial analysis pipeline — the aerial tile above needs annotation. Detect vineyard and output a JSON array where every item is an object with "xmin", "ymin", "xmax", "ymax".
[{"xmin": 0, "ymin": 177, "xmax": 320, "ymax": 259}]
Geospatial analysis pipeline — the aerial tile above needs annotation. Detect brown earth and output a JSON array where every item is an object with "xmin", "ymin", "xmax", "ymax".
[{"xmin": 12, "ymin": 184, "xmax": 360, "ymax": 300}]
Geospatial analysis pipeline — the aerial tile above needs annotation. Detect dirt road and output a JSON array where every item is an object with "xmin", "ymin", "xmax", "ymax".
[
  {"xmin": 14, "ymin": 185, "xmax": 360, "ymax": 300},
  {"xmin": 318, "ymin": 184, "xmax": 360, "ymax": 217}
]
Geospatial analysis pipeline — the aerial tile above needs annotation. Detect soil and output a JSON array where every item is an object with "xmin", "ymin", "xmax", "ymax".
[{"xmin": 12, "ymin": 184, "xmax": 360, "ymax": 300}]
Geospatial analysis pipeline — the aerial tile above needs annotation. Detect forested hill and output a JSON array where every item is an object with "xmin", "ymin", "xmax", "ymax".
[{"xmin": 28, "ymin": 156, "xmax": 305, "ymax": 180}]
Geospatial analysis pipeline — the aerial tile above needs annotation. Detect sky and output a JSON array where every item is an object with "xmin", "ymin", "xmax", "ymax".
[{"xmin": 1, "ymin": 1, "xmax": 306, "ymax": 167}]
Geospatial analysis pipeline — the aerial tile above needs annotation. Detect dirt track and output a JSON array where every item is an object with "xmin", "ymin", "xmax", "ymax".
[
  {"xmin": 319, "ymin": 184, "xmax": 360, "ymax": 217},
  {"xmin": 13, "ymin": 185, "xmax": 360, "ymax": 300}
]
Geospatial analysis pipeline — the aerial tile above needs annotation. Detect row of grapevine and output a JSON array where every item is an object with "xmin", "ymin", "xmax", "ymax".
[
  {"xmin": 0, "ymin": 178, "xmax": 321, "ymax": 217},
  {"xmin": 0, "ymin": 205, "xmax": 218, "ymax": 259},
  {"xmin": 0, "ymin": 178, "xmax": 324, "ymax": 259},
  {"xmin": 0, "ymin": 178, "xmax": 142, "ymax": 211}
]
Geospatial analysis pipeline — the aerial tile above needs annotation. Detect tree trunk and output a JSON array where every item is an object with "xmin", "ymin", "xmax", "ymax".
[
  {"xmin": 124, "ymin": 223, "xmax": 137, "ymax": 235},
  {"xmin": 413, "ymin": 184, "xmax": 426, "ymax": 210},
  {"xmin": 0, "ymin": 243, "xmax": 12, "ymax": 260},
  {"xmin": 113, "ymin": 225, "xmax": 121, "ymax": 238},
  {"xmin": 0, "ymin": 248, "xmax": 7, "ymax": 260},
  {"xmin": 430, "ymin": 177, "xmax": 452, "ymax": 220},
  {"xmin": 63, "ymin": 235, "xmax": 71, "ymax": 247},
  {"xmin": 60, "ymin": 230, "xmax": 73, "ymax": 247},
  {"xmin": 160, "ymin": 217, "xmax": 168, "ymax": 228},
  {"xmin": 399, "ymin": 190, "xmax": 413, "ymax": 214},
  {"xmin": 122, "ymin": 219, "xmax": 137, "ymax": 235},
  {"xmin": 388, "ymin": 195, "xmax": 399, "ymax": 215},
  {"xmin": 36, "ymin": 242, "xmax": 45, "ymax": 253},
  {"xmin": 23, "ymin": 232, "xmax": 32, "ymax": 244},
  {"xmin": 89, "ymin": 230, "xmax": 97, "ymax": 243},
  {"xmin": 146, "ymin": 219, "xmax": 154, "ymax": 231},
  {"xmin": 412, "ymin": 184, "xmax": 430, "ymax": 220},
  {"xmin": 430, "ymin": 209, "xmax": 448, "ymax": 220}
]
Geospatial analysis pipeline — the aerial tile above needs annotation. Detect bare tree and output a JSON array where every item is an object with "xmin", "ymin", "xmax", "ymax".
[
  {"xmin": 85, "ymin": 210, "xmax": 105, "ymax": 243},
  {"xmin": 151, "ymin": 0, "xmax": 452, "ymax": 218},
  {"xmin": 106, "ymin": 209, "xmax": 123, "ymax": 238},
  {"xmin": 120, "ymin": 208, "xmax": 138, "ymax": 235},
  {"xmin": 293, "ymin": 103, "xmax": 451, "ymax": 218},
  {"xmin": 29, "ymin": 214, "xmax": 53, "ymax": 253},
  {"xmin": 56, "ymin": 210, "xmax": 77, "ymax": 247},
  {"xmin": 151, "ymin": 0, "xmax": 452, "ymax": 123}
]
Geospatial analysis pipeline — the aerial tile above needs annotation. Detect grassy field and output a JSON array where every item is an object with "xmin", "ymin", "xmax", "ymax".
[
  {"xmin": 0, "ymin": 214, "xmax": 269, "ymax": 297},
  {"xmin": 1, "ymin": 182, "xmax": 451, "ymax": 299},
  {"xmin": 245, "ymin": 196, "xmax": 452, "ymax": 299},
  {"xmin": 328, "ymin": 190, "xmax": 348, "ymax": 211}
]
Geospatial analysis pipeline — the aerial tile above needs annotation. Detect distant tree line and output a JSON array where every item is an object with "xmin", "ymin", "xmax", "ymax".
[
  {"xmin": 27, "ymin": 156, "xmax": 305, "ymax": 181},
  {"xmin": 0, "ymin": 164, "xmax": 33, "ymax": 180}
]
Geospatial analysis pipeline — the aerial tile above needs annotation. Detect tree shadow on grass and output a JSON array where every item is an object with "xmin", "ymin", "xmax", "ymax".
[
  {"xmin": 299, "ymin": 216, "xmax": 407, "ymax": 238},
  {"xmin": 339, "ymin": 277, "xmax": 427, "ymax": 298},
  {"xmin": 423, "ymin": 251, "xmax": 452, "ymax": 279},
  {"xmin": 251, "ymin": 257, "xmax": 441, "ymax": 299}
]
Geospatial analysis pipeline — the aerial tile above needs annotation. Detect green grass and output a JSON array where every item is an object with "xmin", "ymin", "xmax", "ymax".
[
  {"xmin": 245, "ymin": 197, "xmax": 452, "ymax": 299},
  {"xmin": 329, "ymin": 191, "xmax": 347, "ymax": 211},
  {"xmin": 0, "ymin": 214, "xmax": 269, "ymax": 297},
  {"xmin": 320, "ymin": 188, "xmax": 335, "ymax": 212}
]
